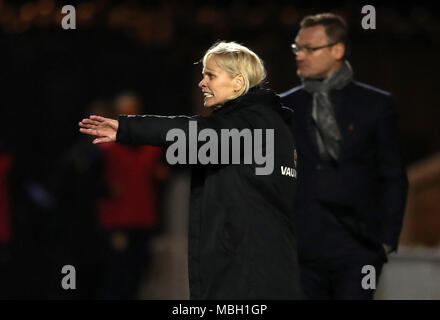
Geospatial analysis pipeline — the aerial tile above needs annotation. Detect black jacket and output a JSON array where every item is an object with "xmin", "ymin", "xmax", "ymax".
[
  {"xmin": 116, "ymin": 87, "xmax": 302, "ymax": 299},
  {"xmin": 280, "ymin": 81, "xmax": 408, "ymax": 254}
]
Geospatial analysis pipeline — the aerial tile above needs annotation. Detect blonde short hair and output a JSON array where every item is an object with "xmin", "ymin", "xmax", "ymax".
[{"xmin": 202, "ymin": 41, "xmax": 266, "ymax": 97}]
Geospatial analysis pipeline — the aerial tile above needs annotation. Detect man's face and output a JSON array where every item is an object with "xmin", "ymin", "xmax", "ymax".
[
  {"xmin": 198, "ymin": 56, "xmax": 238, "ymax": 108},
  {"xmin": 294, "ymin": 25, "xmax": 342, "ymax": 79}
]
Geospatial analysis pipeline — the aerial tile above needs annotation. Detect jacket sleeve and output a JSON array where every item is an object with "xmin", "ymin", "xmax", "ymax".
[
  {"xmin": 375, "ymin": 96, "xmax": 409, "ymax": 251},
  {"xmin": 116, "ymin": 114, "xmax": 197, "ymax": 146},
  {"xmin": 115, "ymin": 107, "xmax": 266, "ymax": 147}
]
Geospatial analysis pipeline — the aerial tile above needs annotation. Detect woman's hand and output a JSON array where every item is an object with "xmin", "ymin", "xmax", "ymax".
[{"xmin": 79, "ymin": 115, "xmax": 119, "ymax": 144}]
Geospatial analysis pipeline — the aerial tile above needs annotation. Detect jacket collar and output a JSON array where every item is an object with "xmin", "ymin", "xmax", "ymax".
[{"xmin": 213, "ymin": 86, "xmax": 280, "ymax": 115}]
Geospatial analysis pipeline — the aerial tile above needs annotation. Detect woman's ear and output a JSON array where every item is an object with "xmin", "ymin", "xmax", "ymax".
[{"xmin": 233, "ymin": 74, "xmax": 245, "ymax": 92}]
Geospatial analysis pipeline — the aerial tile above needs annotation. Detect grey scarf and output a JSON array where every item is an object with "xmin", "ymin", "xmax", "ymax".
[{"xmin": 302, "ymin": 60, "xmax": 353, "ymax": 162}]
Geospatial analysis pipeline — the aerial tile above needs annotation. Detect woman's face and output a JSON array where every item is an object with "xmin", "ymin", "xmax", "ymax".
[{"xmin": 199, "ymin": 56, "xmax": 240, "ymax": 108}]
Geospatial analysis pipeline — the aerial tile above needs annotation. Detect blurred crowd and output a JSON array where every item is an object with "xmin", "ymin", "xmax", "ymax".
[
  {"xmin": 1, "ymin": 1, "xmax": 438, "ymax": 44},
  {"xmin": 0, "ymin": 92, "xmax": 175, "ymax": 299}
]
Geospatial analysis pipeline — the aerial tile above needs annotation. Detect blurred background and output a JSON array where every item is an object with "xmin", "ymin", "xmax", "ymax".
[{"xmin": 0, "ymin": 0, "xmax": 439, "ymax": 299}]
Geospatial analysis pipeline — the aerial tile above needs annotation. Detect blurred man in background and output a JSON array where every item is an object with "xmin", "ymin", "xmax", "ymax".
[
  {"xmin": 280, "ymin": 13, "xmax": 408, "ymax": 299},
  {"xmin": 95, "ymin": 92, "xmax": 169, "ymax": 299}
]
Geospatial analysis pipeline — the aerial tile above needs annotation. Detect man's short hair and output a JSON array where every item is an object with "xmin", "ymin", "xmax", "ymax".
[{"xmin": 300, "ymin": 13, "xmax": 350, "ymax": 58}]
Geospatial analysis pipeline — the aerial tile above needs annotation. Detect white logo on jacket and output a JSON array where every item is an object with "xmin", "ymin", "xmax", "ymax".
[{"xmin": 281, "ymin": 166, "xmax": 297, "ymax": 178}]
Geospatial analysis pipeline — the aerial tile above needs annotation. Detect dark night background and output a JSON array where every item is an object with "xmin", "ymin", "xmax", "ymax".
[{"xmin": 1, "ymin": 0, "xmax": 439, "ymax": 167}]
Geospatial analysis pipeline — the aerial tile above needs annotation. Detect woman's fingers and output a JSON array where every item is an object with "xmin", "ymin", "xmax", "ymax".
[
  {"xmin": 79, "ymin": 116, "xmax": 117, "ymax": 143},
  {"xmin": 80, "ymin": 116, "xmax": 117, "ymax": 127},
  {"xmin": 79, "ymin": 127, "xmax": 102, "ymax": 137},
  {"xmin": 89, "ymin": 115, "xmax": 108, "ymax": 122},
  {"xmin": 79, "ymin": 122, "xmax": 94, "ymax": 129},
  {"xmin": 92, "ymin": 136, "xmax": 113, "ymax": 144},
  {"xmin": 80, "ymin": 118, "xmax": 101, "ymax": 127},
  {"xmin": 79, "ymin": 127, "xmax": 93, "ymax": 135},
  {"xmin": 79, "ymin": 122, "xmax": 98, "ymax": 131}
]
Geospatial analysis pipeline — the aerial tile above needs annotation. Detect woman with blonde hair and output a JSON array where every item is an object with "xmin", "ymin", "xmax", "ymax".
[{"xmin": 79, "ymin": 41, "xmax": 301, "ymax": 299}]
